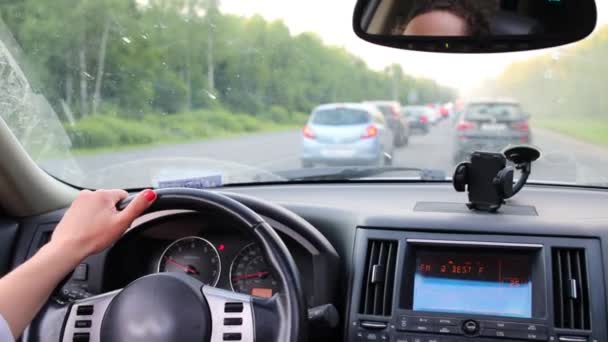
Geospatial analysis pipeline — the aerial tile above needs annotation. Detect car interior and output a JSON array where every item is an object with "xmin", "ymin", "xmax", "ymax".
[{"xmin": 0, "ymin": 0, "xmax": 606, "ymax": 342}]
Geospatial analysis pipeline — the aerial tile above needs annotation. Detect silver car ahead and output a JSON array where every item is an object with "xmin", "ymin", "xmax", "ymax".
[{"xmin": 301, "ymin": 103, "xmax": 394, "ymax": 168}]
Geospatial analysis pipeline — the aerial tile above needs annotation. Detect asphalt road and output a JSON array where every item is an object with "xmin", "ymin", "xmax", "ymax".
[{"xmin": 40, "ymin": 120, "xmax": 608, "ymax": 188}]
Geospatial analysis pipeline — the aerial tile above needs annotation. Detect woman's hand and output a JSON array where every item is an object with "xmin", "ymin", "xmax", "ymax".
[
  {"xmin": 0, "ymin": 189, "xmax": 157, "ymax": 339},
  {"xmin": 50, "ymin": 189, "xmax": 157, "ymax": 262}
]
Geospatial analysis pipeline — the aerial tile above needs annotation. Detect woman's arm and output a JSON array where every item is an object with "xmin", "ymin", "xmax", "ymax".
[{"xmin": 0, "ymin": 189, "xmax": 156, "ymax": 339}]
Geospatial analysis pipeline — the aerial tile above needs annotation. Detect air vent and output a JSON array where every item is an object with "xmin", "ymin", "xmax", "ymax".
[
  {"xmin": 552, "ymin": 248, "xmax": 590, "ymax": 330},
  {"xmin": 359, "ymin": 239, "xmax": 398, "ymax": 316}
]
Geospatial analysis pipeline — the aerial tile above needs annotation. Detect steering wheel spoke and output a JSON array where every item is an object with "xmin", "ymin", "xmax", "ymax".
[
  {"xmin": 61, "ymin": 290, "xmax": 120, "ymax": 342},
  {"xmin": 202, "ymin": 286, "xmax": 256, "ymax": 342}
]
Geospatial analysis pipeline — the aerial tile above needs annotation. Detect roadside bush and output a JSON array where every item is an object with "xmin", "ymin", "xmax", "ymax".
[
  {"xmin": 203, "ymin": 109, "xmax": 245, "ymax": 132},
  {"xmin": 66, "ymin": 119, "xmax": 120, "ymax": 148},
  {"xmin": 237, "ymin": 114, "xmax": 266, "ymax": 132},
  {"xmin": 66, "ymin": 115, "xmax": 159, "ymax": 148},
  {"xmin": 66, "ymin": 105, "xmax": 306, "ymax": 150},
  {"xmin": 292, "ymin": 112, "xmax": 310, "ymax": 125},
  {"xmin": 259, "ymin": 105, "xmax": 291, "ymax": 123}
]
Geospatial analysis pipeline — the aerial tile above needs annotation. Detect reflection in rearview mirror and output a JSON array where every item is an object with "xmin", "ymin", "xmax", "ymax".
[{"xmin": 354, "ymin": 0, "xmax": 597, "ymax": 52}]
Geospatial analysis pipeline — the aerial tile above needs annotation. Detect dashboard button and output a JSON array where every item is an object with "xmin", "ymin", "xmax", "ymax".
[
  {"xmin": 434, "ymin": 325, "xmax": 459, "ymax": 335},
  {"xmin": 411, "ymin": 337, "xmax": 424, "ymax": 342},
  {"xmin": 393, "ymin": 335, "xmax": 412, "ymax": 342},
  {"xmin": 365, "ymin": 332, "xmax": 384, "ymax": 341},
  {"xmin": 73, "ymin": 264, "xmax": 88, "ymax": 281},
  {"xmin": 412, "ymin": 324, "xmax": 432, "ymax": 332},
  {"xmin": 510, "ymin": 330, "xmax": 548, "ymax": 341},
  {"xmin": 436, "ymin": 318, "xmax": 459, "ymax": 326},
  {"xmin": 516, "ymin": 323, "xmax": 548, "ymax": 333},
  {"xmin": 482, "ymin": 321, "xmax": 509, "ymax": 329},
  {"xmin": 425, "ymin": 337, "xmax": 442, "ymax": 342},
  {"xmin": 482, "ymin": 321, "xmax": 548, "ymax": 334},
  {"xmin": 481, "ymin": 328, "xmax": 508, "ymax": 338},
  {"xmin": 397, "ymin": 316, "xmax": 410, "ymax": 331},
  {"xmin": 414, "ymin": 317, "xmax": 434, "ymax": 324}
]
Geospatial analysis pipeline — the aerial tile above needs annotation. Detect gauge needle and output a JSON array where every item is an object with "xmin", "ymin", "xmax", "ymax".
[
  {"xmin": 232, "ymin": 271, "xmax": 269, "ymax": 281},
  {"xmin": 163, "ymin": 256, "xmax": 200, "ymax": 275}
]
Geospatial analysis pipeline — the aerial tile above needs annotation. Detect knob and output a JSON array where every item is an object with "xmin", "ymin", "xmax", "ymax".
[{"xmin": 462, "ymin": 320, "xmax": 479, "ymax": 335}]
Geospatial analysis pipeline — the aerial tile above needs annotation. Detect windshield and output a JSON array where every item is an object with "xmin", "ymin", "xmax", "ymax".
[
  {"xmin": 0, "ymin": 0, "xmax": 607, "ymax": 188},
  {"xmin": 311, "ymin": 108, "xmax": 370, "ymax": 126}
]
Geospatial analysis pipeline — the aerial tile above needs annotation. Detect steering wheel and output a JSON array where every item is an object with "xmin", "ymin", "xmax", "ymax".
[{"xmin": 59, "ymin": 188, "xmax": 308, "ymax": 342}]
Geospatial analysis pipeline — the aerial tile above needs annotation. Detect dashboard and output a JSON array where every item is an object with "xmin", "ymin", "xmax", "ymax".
[
  {"xmin": 104, "ymin": 213, "xmax": 298, "ymax": 298},
  {"xmin": 8, "ymin": 182, "xmax": 608, "ymax": 342}
]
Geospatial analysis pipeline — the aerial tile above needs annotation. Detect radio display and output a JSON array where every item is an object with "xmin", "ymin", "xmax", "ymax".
[{"xmin": 412, "ymin": 250, "xmax": 532, "ymax": 318}]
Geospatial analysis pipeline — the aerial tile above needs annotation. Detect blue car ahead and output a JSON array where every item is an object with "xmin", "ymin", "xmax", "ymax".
[{"xmin": 301, "ymin": 103, "xmax": 394, "ymax": 168}]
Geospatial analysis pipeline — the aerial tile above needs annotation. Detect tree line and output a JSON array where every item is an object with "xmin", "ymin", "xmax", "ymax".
[
  {"xmin": 0, "ymin": 0, "xmax": 455, "ymax": 122},
  {"xmin": 475, "ymin": 25, "xmax": 608, "ymax": 121}
]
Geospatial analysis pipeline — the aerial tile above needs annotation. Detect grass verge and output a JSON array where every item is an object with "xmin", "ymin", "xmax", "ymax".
[{"xmin": 534, "ymin": 118, "xmax": 608, "ymax": 146}]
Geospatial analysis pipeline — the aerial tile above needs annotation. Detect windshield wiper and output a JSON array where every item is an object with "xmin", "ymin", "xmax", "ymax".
[{"xmin": 276, "ymin": 166, "xmax": 447, "ymax": 182}]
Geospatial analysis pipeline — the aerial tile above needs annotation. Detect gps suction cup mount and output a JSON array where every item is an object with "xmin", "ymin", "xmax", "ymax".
[{"xmin": 453, "ymin": 145, "xmax": 542, "ymax": 212}]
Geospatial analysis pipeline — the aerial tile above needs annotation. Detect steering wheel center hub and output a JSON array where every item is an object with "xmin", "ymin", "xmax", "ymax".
[{"xmin": 100, "ymin": 273, "xmax": 211, "ymax": 342}]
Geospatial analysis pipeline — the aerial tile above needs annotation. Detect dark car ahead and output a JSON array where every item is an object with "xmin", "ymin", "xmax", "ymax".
[
  {"xmin": 364, "ymin": 101, "xmax": 410, "ymax": 147},
  {"xmin": 403, "ymin": 105, "xmax": 433, "ymax": 135},
  {"xmin": 453, "ymin": 100, "xmax": 532, "ymax": 163}
]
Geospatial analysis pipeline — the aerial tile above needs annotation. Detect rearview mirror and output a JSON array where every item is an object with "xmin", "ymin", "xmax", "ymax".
[{"xmin": 353, "ymin": 0, "xmax": 597, "ymax": 53}]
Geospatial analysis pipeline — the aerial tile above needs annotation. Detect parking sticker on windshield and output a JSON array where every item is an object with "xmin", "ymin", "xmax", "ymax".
[{"xmin": 157, "ymin": 175, "xmax": 223, "ymax": 189}]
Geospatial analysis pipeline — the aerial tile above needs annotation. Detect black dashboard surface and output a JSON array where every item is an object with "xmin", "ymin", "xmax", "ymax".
[
  {"xmin": 227, "ymin": 182, "xmax": 608, "ymax": 265},
  {"xmin": 10, "ymin": 181, "xmax": 608, "ymax": 342}
]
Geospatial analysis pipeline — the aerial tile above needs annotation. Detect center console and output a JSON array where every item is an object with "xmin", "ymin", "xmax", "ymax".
[{"xmin": 346, "ymin": 230, "xmax": 606, "ymax": 342}]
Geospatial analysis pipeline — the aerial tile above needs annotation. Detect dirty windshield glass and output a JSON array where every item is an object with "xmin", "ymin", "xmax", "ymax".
[{"xmin": 0, "ymin": 0, "xmax": 607, "ymax": 188}]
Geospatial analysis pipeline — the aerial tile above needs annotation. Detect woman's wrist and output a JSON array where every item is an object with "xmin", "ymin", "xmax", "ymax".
[{"xmin": 40, "ymin": 239, "xmax": 87, "ymax": 272}]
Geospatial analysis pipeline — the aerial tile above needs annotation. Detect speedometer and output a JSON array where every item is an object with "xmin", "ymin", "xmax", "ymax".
[
  {"xmin": 230, "ymin": 243, "xmax": 279, "ymax": 298},
  {"xmin": 157, "ymin": 236, "xmax": 221, "ymax": 286}
]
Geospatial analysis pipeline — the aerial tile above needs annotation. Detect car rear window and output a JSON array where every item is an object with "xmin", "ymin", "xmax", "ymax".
[
  {"xmin": 404, "ymin": 107, "xmax": 426, "ymax": 118},
  {"xmin": 311, "ymin": 108, "xmax": 370, "ymax": 126},
  {"xmin": 465, "ymin": 103, "xmax": 524, "ymax": 121}
]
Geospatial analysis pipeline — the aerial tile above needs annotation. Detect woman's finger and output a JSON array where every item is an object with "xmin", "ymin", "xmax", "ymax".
[
  {"xmin": 115, "ymin": 189, "xmax": 157, "ymax": 226},
  {"xmin": 97, "ymin": 189, "xmax": 129, "ymax": 204}
]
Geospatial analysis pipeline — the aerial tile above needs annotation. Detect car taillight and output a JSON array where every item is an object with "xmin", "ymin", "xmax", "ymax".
[
  {"xmin": 361, "ymin": 125, "xmax": 378, "ymax": 139},
  {"xmin": 302, "ymin": 125, "xmax": 315, "ymax": 139},
  {"xmin": 457, "ymin": 120, "xmax": 476, "ymax": 131},
  {"xmin": 420, "ymin": 115, "xmax": 428, "ymax": 123},
  {"xmin": 511, "ymin": 121, "xmax": 530, "ymax": 132}
]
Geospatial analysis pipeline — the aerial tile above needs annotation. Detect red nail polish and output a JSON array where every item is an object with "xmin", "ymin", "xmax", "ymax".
[{"xmin": 143, "ymin": 189, "xmax": 157, "ymax": 202}]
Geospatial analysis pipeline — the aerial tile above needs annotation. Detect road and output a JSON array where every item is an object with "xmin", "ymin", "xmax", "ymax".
[{"xmin": 40, "ymin": 120, "xmax": 608, "ymax": 188}]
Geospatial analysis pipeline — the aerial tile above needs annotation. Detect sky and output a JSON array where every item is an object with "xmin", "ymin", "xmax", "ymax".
[{"xmin": 221, "ymin": 0, "xmax": 607, "ymax": 92}]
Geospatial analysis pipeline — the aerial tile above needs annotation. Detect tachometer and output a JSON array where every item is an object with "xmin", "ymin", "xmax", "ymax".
[
  {"xmin": 230, "ymin": 243, "xmax": 279, "ymax": 297},
  {"xmin": 157, "ymin": 236, "xmax": 220, "ymax": 286}
]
